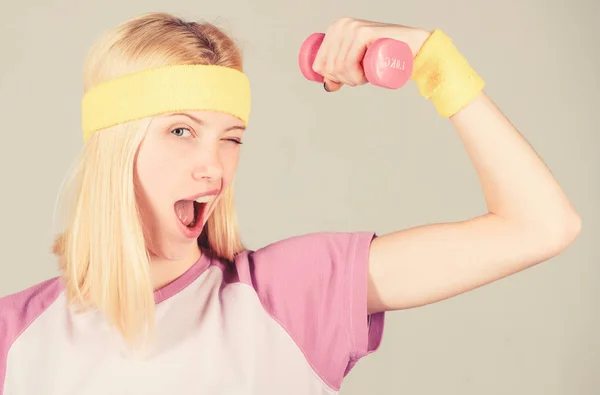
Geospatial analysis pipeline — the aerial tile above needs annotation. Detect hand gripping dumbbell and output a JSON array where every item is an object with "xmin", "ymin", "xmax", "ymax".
[{"xmin": 298, "ymin": 33, "xmax": 414, "ymax": 89}]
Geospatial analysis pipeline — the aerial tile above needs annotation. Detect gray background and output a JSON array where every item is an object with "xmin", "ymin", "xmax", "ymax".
[{"xmin": 0, "ymin": 0, "xmax": 598, "ymax": 394}]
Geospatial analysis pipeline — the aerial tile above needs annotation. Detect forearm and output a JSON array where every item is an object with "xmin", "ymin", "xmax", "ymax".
[
  {"xmin": 312, "ymin": 17, "xmax": 582, "ymax": 311},
  {"xmin": 367, "ymin": 91, "xmax": 580, "ymax": 311},
  {"xmin": 450, "ymin": 91, "xmax": 581, "ymax": 243}
]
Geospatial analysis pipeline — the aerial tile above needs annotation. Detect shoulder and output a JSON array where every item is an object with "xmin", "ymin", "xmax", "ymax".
[
  {"xmin": 229, "ymin": 231, "xmax": 383, "ymax": 391},
  {"xmin": 0, "ymin": 277, "xmax": 63, "ymax": 347},
  {"xmin": 232, "ymin": 231, "xmax": 376, "ymax": 298},
  {"xmin": 0, "ymin": 277, "xmax": 63, "ymax": 391},
  {"xmin": 237, "ymin": 230, "xmax": 376, "ymax": 272}
]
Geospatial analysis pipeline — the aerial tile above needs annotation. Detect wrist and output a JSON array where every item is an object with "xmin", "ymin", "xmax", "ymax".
[
  {"xmin": 410, "ymin": 29, "xmax": 485, "ymax": 118},
  {"xmin": 380, "ymin": 25, "xmax": 430, "ymax": 58},
  {"xmin": 407, "ymin": 28, "xmax": 431, "ymax": 57}
]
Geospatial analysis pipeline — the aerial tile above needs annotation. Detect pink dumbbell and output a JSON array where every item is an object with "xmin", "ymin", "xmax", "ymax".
[{"xmin": 298, "ymin": 33, "xmax": 414, "ymax": 90}]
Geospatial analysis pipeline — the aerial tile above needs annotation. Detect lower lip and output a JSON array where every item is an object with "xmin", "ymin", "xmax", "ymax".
[{"xmin": 175, "ymin": 204, "xmax": 207, "ymax": 239}]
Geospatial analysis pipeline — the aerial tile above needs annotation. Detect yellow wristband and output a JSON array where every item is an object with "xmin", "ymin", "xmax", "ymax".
[{"xmin": 411, "ymin": 29, "xmax": 485, "ymax": 118}]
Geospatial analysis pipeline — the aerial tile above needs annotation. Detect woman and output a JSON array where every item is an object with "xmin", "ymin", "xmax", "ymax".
[{"xmin": 0, "ymin": 12, "xmax": 580, "ymax": 395}]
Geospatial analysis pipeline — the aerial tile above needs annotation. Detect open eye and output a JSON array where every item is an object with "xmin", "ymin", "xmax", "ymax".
[{"xmin": 171, "ymin": 127, "xmax": 192, "ymax": 137}]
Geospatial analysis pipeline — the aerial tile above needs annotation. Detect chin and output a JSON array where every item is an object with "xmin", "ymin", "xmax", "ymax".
[{"xmin": 146, "ymin": 233, "xmax": 201, "ymax": 261}]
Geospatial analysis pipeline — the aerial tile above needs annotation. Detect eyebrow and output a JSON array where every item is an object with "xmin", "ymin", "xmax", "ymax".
[{"xmin": 165, "ymin": 112, "xmax": 246, "ymax": 131}]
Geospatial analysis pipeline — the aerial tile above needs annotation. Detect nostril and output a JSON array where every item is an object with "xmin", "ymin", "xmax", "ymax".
[{"xmin": 191, "ymin": 167, "xmax": 222, "ymax": 181}]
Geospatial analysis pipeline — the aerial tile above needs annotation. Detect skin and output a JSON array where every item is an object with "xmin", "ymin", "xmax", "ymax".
[
  {"xmin": 135, "ymin": 17, "xmax": 581, "ymax": 312},
  {"xmin": 310, "ymin": 18, "xmax": 581, "ymax": 313},
  {"xmin": 134, "ymin": 110, "xmax": 245, "ymax": 290}
]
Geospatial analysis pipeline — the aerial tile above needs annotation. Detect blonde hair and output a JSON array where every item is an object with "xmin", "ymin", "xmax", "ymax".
[{"xmin": 52, "ymin": 12, "xmax": 246, "ymax": 347}]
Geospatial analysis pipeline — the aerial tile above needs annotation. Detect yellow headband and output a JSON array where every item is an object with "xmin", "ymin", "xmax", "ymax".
[{"xmin": 81, "ymin": 64, "xmax": 251, "ymax": 142}]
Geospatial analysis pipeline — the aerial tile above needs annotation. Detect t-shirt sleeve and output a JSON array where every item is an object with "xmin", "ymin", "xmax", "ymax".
[
  {"xmin": 234, "ymin": 231, "xmax": 384, "ymax": 391},
  {"xmin": 0, "ymin": 277, "xmax": 63, "ymax": 395}
]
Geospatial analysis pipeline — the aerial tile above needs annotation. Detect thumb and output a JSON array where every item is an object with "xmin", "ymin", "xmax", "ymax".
[{"xmin": 324, "ymin": 78, "xmax": 343, "ymax": 92}]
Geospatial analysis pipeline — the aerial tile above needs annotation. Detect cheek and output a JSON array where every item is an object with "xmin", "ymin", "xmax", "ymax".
[
  {"xmin": 138, "ymin": 160, "xmax": 168, "ymax": 192},
  {"xmin": 219, "ymin": 145, "xmax": 241, "ymax": 184},
  {"xmin": 135, "ymin": 145, "xmax": 179, "ymax": 210}
]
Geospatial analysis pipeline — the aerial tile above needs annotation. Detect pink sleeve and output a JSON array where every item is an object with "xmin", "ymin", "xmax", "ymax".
[
  {"xmin": 235, "ymin": 231, "xmax": 384, "ymax": 391},
  {"xmin": 0, "ymin": 277, "xmax": 62, "ymax": 395}
]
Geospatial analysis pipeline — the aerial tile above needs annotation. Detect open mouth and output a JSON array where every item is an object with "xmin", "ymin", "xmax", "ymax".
[{"xmin": 174, "ymin": 195, "xmax": 212, "ymax": 231}]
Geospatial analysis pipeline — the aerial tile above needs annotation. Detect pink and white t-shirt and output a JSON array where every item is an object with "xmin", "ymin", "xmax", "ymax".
[{"xmin": 0, "ymin": 231, "xmax": 384, "ymax": 395}]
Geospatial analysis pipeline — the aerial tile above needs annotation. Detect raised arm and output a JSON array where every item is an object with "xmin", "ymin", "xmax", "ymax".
[
  {"xmin": 367, "ymin": 90, "xmax": 580, "ymax": 312},
  {"xmin": 310, "ymin": 18, "xmax": 581, "ymax": 313}
]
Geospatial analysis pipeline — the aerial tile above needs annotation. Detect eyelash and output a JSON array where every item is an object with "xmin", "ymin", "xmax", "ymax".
[
  {"xmin": 170, "ymin": 128, "xmax": 243, "ymax": 145},
  {"xmin": 171, "ymin": 128, "xmax": 192, "ymax": 138}
]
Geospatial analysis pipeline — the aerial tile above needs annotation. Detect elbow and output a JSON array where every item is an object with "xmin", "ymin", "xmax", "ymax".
[
  {"xmin": 511, "ymin": 208, "xmax": 582, "ymax": 258},
  {"xmin": 540, "ymin": 209, "xmax": 582, "ymax": 254},
  {"xmin": 564, "ymin": 210, "xmax": 582, "ymax": 245}
]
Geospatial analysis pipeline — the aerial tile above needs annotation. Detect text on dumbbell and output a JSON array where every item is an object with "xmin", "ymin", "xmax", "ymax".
[{"xmin": 381, "ymin": 57, "xmax": 405, "ymax": 70}]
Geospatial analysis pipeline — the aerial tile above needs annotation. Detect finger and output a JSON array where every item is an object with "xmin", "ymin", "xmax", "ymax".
[
  {"xmin": 320, "ymin": 21, "xmax": 358, "ymax": 86},
  {"xmin": 344, "ymin": 35, "xmax": 369, "ymax": 85},
  {"xmin": 322, "ymin": 29, "xmax": 353, "ymax": 86},
  {"xmin": 335, "ymin": 32, "xmax": 359, "ymax": 86},
  {"xmin": 311, "ymin": 25, "xmax": 336, "ymax": 78},
  {"xmin": 324, "ymin": 77, "xmax": 343, "ymax": 92}
]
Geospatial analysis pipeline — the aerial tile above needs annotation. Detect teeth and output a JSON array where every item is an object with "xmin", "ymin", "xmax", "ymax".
[{"xmin": 194, "ymin": 196, "xmax": 211, "ymax": 204}]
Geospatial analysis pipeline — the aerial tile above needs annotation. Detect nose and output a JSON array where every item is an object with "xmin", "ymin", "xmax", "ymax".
[{"xmin": 191, "ymin": 144, "xmax": 223, "ymax": 183}]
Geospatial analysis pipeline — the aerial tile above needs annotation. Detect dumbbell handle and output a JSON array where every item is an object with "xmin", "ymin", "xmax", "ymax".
[{"xmin": 299, "ymin": 33, "xmax": 414, "ymax": 90}]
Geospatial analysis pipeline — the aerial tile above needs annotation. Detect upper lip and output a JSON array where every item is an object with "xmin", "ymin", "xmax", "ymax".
[{"xmin": 183, "ymin": 189, "xmax": 221, "ymax": 201}]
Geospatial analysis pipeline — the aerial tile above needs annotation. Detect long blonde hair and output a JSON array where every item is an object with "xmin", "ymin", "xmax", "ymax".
[{"xmin": 52, "ymin": 12, "xmax": 246, "ymax": 347}]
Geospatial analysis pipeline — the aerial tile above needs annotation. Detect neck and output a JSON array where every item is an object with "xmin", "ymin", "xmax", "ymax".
[{"xmin": 148, "ymin": 243, "xmax": 202, "ymax": 291}]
